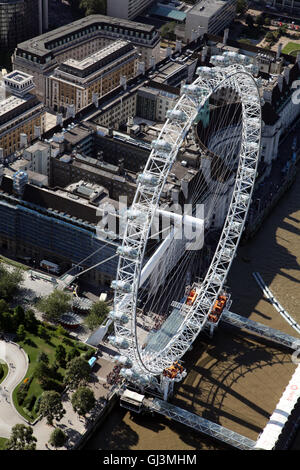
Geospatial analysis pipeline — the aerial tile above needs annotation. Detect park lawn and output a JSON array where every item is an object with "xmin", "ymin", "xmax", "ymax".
[
  {"xmin": 13, "ymin": 326, "xmax": 93, "ymax": 422},
  {"xmin": 0, "ymin": 255, "xmax": 30, "ymax": 271},
  {"xmin": 0, "ymin": 362, "xmax": 8, "ymax": 384},
  {"xmin": 282, "ymin": 42, "xmax": 300, "ymax": 55},
  {"xmin": 0, "ymin": 437, "xmax": 8, "ymax": 450}
]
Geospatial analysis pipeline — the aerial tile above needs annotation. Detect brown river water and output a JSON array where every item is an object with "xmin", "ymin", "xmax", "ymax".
[{"xmin": 85, "ymin": 167, "xmax": 300, "ymax": 451}]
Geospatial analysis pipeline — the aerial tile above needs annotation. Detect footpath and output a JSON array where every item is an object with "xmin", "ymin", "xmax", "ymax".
[{"xmin": 0, "ymin": 339, "xmax": 116, "ymax": 449}]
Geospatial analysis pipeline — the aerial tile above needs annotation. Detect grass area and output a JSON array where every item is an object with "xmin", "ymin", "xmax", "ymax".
[
  {"xmin": 0, "ymin": 437, "xmax": 8, "ymax": 450},
  {"xmin": 13, "ymin": 326, "xmax": 93, "ymax": 423},
  {"xmin": 0, "ymin": 361, "xmax": 8, "ymax": 384},
  {"xmin": 0, "ymin": 255, "xmax": 30, "ymax": 271},
  {"xmin": 282, "ymin": 42, "xmax": 300, "ymax": 56}
]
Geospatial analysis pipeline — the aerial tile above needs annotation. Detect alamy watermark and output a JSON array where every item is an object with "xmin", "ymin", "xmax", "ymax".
[
  {"xmin": 291, "ymin": 80, "xmax": 300, "ymax": 104},
  {"xmin": 95, "ymin": 197, "xmax": 206, "ymax": 251}
]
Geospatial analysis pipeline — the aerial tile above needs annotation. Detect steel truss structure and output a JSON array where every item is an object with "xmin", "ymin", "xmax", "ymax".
[
  {"xmin": 111, "ymin": 60, "xmax": 262, "ymax": 378},
  {"xmin": 143, "ymin": 397, "xmax": 256, "ymax": 450},
  {"xmin": 222, "ymin": 311, "xmax": 300, "ymax": 351}
]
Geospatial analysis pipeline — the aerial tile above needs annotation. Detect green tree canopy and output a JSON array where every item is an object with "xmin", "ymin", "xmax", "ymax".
[
  {"xmin": 37, "ymin": 290, "xmax": 72, "ymax": 323},
  {"xmin": 255, "ymin": 14, "xmax": 265, "ymax": 26},
  {"xmin": 17, "ymin": 324, "xmax": 26, "ymax": 341},
  {"xmin": 37, "ymin": 352, "xmax": 49, "ymax": 364},
  {"xmin": 55, "ymin": 344, "xmax": 66, "ymax": 366},
  {"xmin": 0, "ymin": 299, "xmax": 8, "ymax": 314},
  {"xmin": 65, "ymin": 356, "xmax": 91, "ymax": 389},
  {"xmin": 84, "ymin": 300, "xmax": 109, "ymax": 330},
  {"xmin": 71, "ymin": 386, "xmax": 95, "ymax": 416},
  {"xmin": 66, "ymin": 347, "xmax": 80, "ymax": 363},
  {"xmin": 245, "ymin": 14, "xmax": 254, "ymax": 28},
  {"xmin": 236, "ymin": 0, "xmax": 247, "ymax": 14},
  {"xmin": 24, "ymin": 309, "xmax": 39, "ymax": 333},
  {"xmin": 160, "ymin": 22, "xmax": 176, "ymax": 40},
  {"xmin": 49, "ymin": 428, "xmax": 67, "ymax": 449},
  {"xmin": 5, "ymin": 424, "xmax": 37, "ymax": 450},
  {"xmin": 0, "ymin": 265, "xmax": 23, "ymax": 301},
  {"xmin": 34, "ymin": 361, "xmax": 51, "ymax": 386},
  {"xmin": 39, "ymin": 391, "xmax": 66, "ymax": 425},
  {"xmin": 79, "ymin": 0, "xmax": 106, "ymax": 15},
  {"xmin": 265, "ymin": 31, "xmax": 274, "ymax": 42}
]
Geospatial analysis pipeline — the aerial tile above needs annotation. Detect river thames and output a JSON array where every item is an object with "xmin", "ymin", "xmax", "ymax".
[{"xmin": 85, "ymin": 165, "xmax": 300, "ymax": 451}]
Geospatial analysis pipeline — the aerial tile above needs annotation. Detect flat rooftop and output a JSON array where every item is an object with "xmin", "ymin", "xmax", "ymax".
[
  {"xmin": 16, "ymin": 14, "xmax": 157, "ymax": 57},
  {"xmin": 4, "ymin": 71, "xmax": 32, "ymax": 84},
  {"xmin": 0, "ymin": 95, "xmax": 25, "ymax": 118},
  {"xmin": 189, "ymin": 0, "xmax": 232, "ymax": 17},
  {"xmin": 63, "ymin": 40, "xmax": 131, "ymax": 72}
]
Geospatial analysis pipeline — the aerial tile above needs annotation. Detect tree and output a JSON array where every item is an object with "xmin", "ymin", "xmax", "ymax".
[
  {"xmin": 37, "ymin": 290, "xmax": 72, "ymax": 323},
  {"xmin": 64, "ymin": 357, "xmax": 91, "ymax": 389},
  {"xmin": 39, "ymin": 391, "xmax": 66, "ymax": 425},
  {"xmin": 84, "ymin": 301, "xmax": 109, "ymax": 330},
  {"xmin": 71, "ymin": 386, "xmax": 95, "ymax": 417},
  {"xmin": 66, "ymin": 347, "xmax": 80, "ymax": 363},
  {"xmin": 0, "ymin": 311, "xmax": 13, "ymax": 332},
  {"xmin": 255, "ymin": 14, "xmax": 265, "ymax": 26},
  {"xmin": 0, "ymin": 299, "xmax": 8, "ymax": 314},
  {"xmin": 55, "ymin": 344, "xmax": 66, "ymax": 366},
  {"xmin": 49, "ymin": 428, "xmax": 67, "ymax": 449},
  {"xmin": 160, "ymin": 22, "xmax": 176, "ymax": 40},
  {"xmin": 265, "ymin": 31, "xmax": 274, "ymax": 42},
  {"xmin": 56, "ymin": 325, "xmax": 67, "ymax": 337},
  {"xmin": 17, "ymin": 324, "xmax": 26, "ymax": 341},
  {"xmin": 24, "ymin": 309, "xmax": 39, "ymax": 333},
  {"xmin": 0, "ymin": 265, "xmax": 23, "ymax": 300},
  {"xmin": 79, "ymin": 0, "xmax": 106, "ymax": 16},
  {"xmin": 236, "ymin": 0, "xmax": 247, "ymax": 14},
  {"xmin": 245, "ymin": 14, "xmax": 254, "ymax": 29},
  {"xmin": 34, "ymin": 362, "xmax": 51, "ymax": 386},
  {"xmin": 5, "ymin": 424, "xmax": 37, "ymax": 450},
  {"xmin": 37, "ymin": 352, "xmax": 49, "ymax": 364},
  {"xmin": 13, "ymin": 305, "xmax": 25, "ymax": 325},
  {"xmin": 37, "ymin": 324, "xmax": 49, "ymax": 341}
]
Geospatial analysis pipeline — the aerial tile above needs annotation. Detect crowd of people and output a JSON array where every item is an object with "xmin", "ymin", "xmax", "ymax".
[{"xmin": 106, "ymin": 364, "xmax": 122, "ymax": 387}]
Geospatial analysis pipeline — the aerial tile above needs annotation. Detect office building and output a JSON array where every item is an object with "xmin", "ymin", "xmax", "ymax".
[
  {"xmin": 0, "ymin": 0, "xmax": 48, "ymax": 52},
  {"xmin": 107, "ymin": 0, "xmax": 155, "ymax": 20},
  {"xmin": 48, "ymin": 40, "xmax": 138, "ymax": 113},
  {"xmin": 0, "ymin": 71, "xmax": 45, "ymax": 158},
  {"xmin": 185, "ymin": 0, "xmax": 236, "ymax": 42},
  {"xmin": 12, "ymin": 14, "xmax": 161, "ymax": 102}
]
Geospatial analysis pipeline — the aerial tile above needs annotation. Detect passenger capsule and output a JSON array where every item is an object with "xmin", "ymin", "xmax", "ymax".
[
  {"xmin": 111, "ymin": 280, "xmax": 132, "ymax": 293},
  {"xmin": 151, "ymin": 139, "xmax": 172, "ymax": 154},
  {"xmin": 108, "ymin": 310, "xmax": 129, "ymax": 324},
  {"xmin": 166, "ymin": 109, "xmax": 187, "ymax": 122},
  {"xmin": 115, "ymin": 355, "xmax": 133, "ymax": 367},
  {"xmin": 181, "ymin": 84, "xmax": 207, "ymax": 98},
  {"xmin": 117, "ymin": 246, "xmax": 139, "ymax": 259},
  {"xmin": 108, "ymin": 336, "xmax": 129, "ymax": 349},
  {"xmin": 137, "ymin": 173, "xmax": 159, "ymax": 187},
  {"xmin": 210, "ymin": 55, "xmax": 229, "ymax": 67}
]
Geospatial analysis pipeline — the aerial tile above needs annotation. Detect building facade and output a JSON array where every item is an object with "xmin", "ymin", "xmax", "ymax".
[
  {"xmin": 48, "ymin": 40, "xmax": 138, "ymax": 113},
  {"xmin": 0, "ymin": 71, "xmax": 45, "ymax": 158},
  {"xmin": 12, "ymin": 14, "xmax": 161, "ymax": 103},
  {"xmin": 185, "ymin": 0, "xmax": 236, "ymax": 41},
  {"xmin": 0, "ymin": 0, "xmax": 48, "ymax": 52},
  {"xmin": 107, "ymin": 0, "xmax": 155, "ymax": 20},
  {"xmin": 0, "ymin": 174, "xmax": 118, "ymax": 286}
]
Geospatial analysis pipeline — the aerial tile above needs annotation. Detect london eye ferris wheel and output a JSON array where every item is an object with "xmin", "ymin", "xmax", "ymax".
[{"xmin": 108, "ymin": 52, "xmax": 262, "ymax": 393}]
